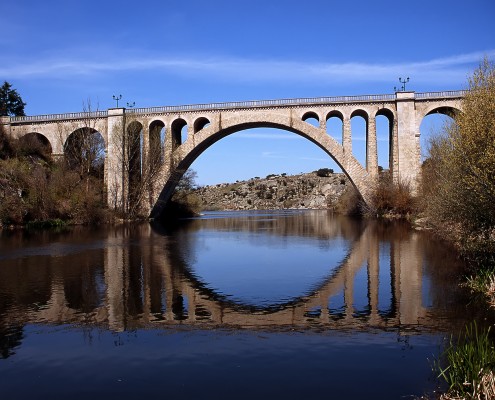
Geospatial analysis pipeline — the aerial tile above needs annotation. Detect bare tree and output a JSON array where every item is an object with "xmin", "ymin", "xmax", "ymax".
[
  {"xmin": 109, "ymin": 113, "xmax": 165, "ymax": 218},
  {"xmin": 57, "ymin": 100, "xmax": 105, "ymax": 191}
]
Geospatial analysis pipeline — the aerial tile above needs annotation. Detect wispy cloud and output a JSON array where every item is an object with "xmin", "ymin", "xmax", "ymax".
[{"xmin": 1, "ymin": 49, "xmax": 493, "ymax": 85}]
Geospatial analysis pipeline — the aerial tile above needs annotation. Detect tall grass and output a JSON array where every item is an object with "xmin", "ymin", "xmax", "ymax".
[{"xmin": 436, "ymin": 321, "xmax": 495, "ymax": 399}]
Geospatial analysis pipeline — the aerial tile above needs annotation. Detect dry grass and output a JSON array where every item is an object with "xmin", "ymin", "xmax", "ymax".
[{"xmin": 439, "ymin": 370, "xmax": 495, "ymax": 399}]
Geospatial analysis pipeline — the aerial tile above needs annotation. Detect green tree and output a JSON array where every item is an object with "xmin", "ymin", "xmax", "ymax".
[{"xmin": 0, "ymin": 81, "xmax": 26, "ymax": 116}]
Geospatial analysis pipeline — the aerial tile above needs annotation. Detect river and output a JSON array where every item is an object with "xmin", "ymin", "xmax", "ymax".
[{"xmin": 0, "ymin": 210, "xmax": 491, "ymax": 399}]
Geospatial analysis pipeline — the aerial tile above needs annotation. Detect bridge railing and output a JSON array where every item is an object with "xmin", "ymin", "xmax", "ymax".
[
  {"xmin": 10, "ymin": 110, "xmax": 108, "ymax": 124},
  {"xmin": 125, "ymin": 93, "xmax": 398, "ymax": 115},
  {"xmin": 9, "ymin": 91, "xmax": 467, "ymax": 123},
  {"xmin": 415, "ymin": 90, "xmax": 467, "ymax": 99}
]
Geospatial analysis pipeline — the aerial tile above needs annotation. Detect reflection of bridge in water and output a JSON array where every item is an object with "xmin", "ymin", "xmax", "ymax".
[{"xmin": 0, "ymin": 213, "xmax": 461, "ymax": 334}]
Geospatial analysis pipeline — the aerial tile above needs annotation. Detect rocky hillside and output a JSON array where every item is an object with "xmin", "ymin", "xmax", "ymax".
[{"xmin": 194, "ymin": 170, "xmax": 349, "ymax": 211}]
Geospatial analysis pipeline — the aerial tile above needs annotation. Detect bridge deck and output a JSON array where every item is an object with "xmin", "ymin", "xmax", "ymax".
[{"xmin": 7, "ymin": 90, "xmax": 466, "ymax": 124}]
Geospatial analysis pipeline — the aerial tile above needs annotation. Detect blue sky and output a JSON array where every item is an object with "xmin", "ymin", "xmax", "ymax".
[{"xmin": 2, "ymin": 0, "xmax": 494, "ymax": 185}]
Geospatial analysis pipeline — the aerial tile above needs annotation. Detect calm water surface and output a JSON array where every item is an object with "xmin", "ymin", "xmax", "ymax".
[{"xmin": 0, "ymin": 210, "xmax": 492, "ymax": 399}]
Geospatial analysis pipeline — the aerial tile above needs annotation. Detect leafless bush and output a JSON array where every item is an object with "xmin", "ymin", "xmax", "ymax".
[
  {"xmin": 365, "ymin": 172, "xmax": 416, "ymax": 218},
  {"xmin": 332, "ymin": 184, "xmax": 363, "ymax": 216}
]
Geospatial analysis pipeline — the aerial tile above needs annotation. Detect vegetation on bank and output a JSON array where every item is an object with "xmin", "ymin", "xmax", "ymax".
[
  {"xmin": 420, "ymin": 59, "xmax": 495, "ymax": 297},
  {"xmin": 0, "ymin": 123, "xmax": 108, "ymax": 226},
  {"xmin": 436, "ymin": 322, "xmax": 495, "ymax": 400},
  {"xmin": 421, "ymin": 60, "xmax": 495, "ymax": 264},
  {"xmin": 412, "ymin": 60, "xmax": 495, "ymax": 399}
]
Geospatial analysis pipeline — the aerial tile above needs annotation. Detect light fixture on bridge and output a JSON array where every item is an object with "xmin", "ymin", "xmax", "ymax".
[
  {"xmin": 394, "ymin": 77, "xmax": 410, "ymax": 92},
  {"xmin": 112, "ymin": 94, "xmax": 123, "ymax": 108},
  {"xmin": 126, "ymin": 102, "xmax": 135, "ymax": 108}
]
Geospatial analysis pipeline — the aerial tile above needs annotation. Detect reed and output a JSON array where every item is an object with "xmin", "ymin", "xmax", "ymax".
[{"xmin": 436, "ymin": 321, "xmax": 495, "ymax": 399}]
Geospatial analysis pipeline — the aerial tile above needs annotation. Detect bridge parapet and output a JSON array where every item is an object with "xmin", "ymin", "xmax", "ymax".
[
  {"xmin": 415, "ymin": 90, "xmax": 467, "ymax": 99},
  {"xmin": 8, "ymin": 91, "xmax": 465, "ymax": 124},
  {"xmin": 10, "ymin": 110, "xmax": 108, "ymax": 124},
  {"xmin": 125, "ymin": 93, "xmax": 398, "ymax": 115}
]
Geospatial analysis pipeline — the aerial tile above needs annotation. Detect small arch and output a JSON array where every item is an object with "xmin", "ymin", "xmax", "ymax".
[
  {"xmin": 302, "ymin": 111, "xmax": 320, "ymax": 128},
  {"xmin": 194, "ymin": 117, "xmax": 211, "ymax": 133},
  {"xmin": 64, "ymin": 127, "xmax": 105, "ymax": 177},
  {"xmin": 375, "ymin": 108, "xmax": 394, "ymax": 171},
  {"xmin": 425, "ymin": 106, "xmax": 460, "ymax": 119},
  {"xmin": 149, "ymin": 120, "xmax": 165, "ymax": 165},
  {"xmin": 350, "ymin": 109, "xmax": 369, "ymax": 168},
  {"xmin": 420, "ymin": 107, "xmax": 457, "ymax": 161},
  {"xmin": 326, "ymin": 110, "xmax": 344, "ymax": 145},
  {"xmin": 18, "ymin": 132, "xmax": 52, "ymax": 160},
  {"xmin": 350, "ymin": 109, "xmax": 369, "ymax": 121},
  {"xmin": 326, "ymin": 110, "xmax": 344, "ymax": 121},
  {"xmin": 127, "ymin": 121, "xmax": 144, "ymax": 206},
  {"xmin": 171, "ymin": 118, "xmax": 188, "ymax": 150}
]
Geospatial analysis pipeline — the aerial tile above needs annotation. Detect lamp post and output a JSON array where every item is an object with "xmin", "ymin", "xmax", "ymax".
[
  {"xmin": 112, "ymin": 94, "xmax": 122, "ymax": 107},
  {"xmin": 394, "ymin": 77, "xmax": 410, "ymax": 92},
  {"xmin": 126, "ymin": 102, "xmax": 135, "ymax": 108}
]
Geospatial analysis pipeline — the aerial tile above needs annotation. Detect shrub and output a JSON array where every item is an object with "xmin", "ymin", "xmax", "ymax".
[
  {"xmin": 316, "ymin": 168, "xmax": 334, "ymax": 177},
  {"xmin": 366, "ymin": 173, "xmax": 415, "ymax": 218},
  {"xmin": 333, "ymin": 184, "xmax": 362, "ymax": 216},
  {"xmin": 421, "ymin": 58, "xmax": 495, "ymax": 260},
  {"xmin": 0, "ymin": 124, "xmax": 14, "ymax": 159}
]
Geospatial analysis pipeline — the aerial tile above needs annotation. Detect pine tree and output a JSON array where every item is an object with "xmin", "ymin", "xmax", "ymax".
[{"xmin": 0, "ymin": 81, "xmax": 26, "ymax": 116}]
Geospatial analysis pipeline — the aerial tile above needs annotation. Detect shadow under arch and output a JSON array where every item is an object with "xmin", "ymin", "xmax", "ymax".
[
  {"xmin": 423, "ymin": 105, "xmax": 461, "ymax": 119},
  {"xmin": 18, "ymin": 132, "xmax": 53, "ymax": 160},
  {"xmin": 151, "ymin": 115, "xmax": 370, "ymax": 219},
  {"xmin": 64, "ymin": 127, "xmax": 105, "ymax": 174}
]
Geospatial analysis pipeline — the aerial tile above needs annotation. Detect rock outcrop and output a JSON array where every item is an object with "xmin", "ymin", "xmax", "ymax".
[{"xmin": 194, "ymin": 171, "xmax": 349, "ymax": 211}]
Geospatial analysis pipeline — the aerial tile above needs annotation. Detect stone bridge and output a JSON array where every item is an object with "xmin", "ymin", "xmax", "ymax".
[{"xmin": 1, "ymin": 90, "xmax": 464, "ymax": 218}]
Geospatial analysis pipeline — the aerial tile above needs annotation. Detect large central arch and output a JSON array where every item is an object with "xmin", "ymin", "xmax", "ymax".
[{"xmin": 151, "ymin": 111, "xmax": 372, "ymax": 219}]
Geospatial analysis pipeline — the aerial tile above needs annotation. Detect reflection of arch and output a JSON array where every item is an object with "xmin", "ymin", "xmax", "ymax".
[
  {"xmin": 3, "ymin": 213, "xmax": 452, "ymax": 331},
  {"xmin": 152, "ymin": 113, "xmax": 370, "ymax": 219},
  {"xmin": 179, "ymin": 225, "xmax": 368, "ymax": 313},
  {"xmin": 147, "ymin": 217, "xmax": 408, "ymax": 327},
  {"xmin": 171, "ymin": 118, "xmax": 187, "ymax": 150},
  {"xmin": 193, "ymin": 117, "xmax": 210, "ymax": 133},
  {"xmin": 19, "ymin": 132, "xmax": 52, "ymax": 160}
]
